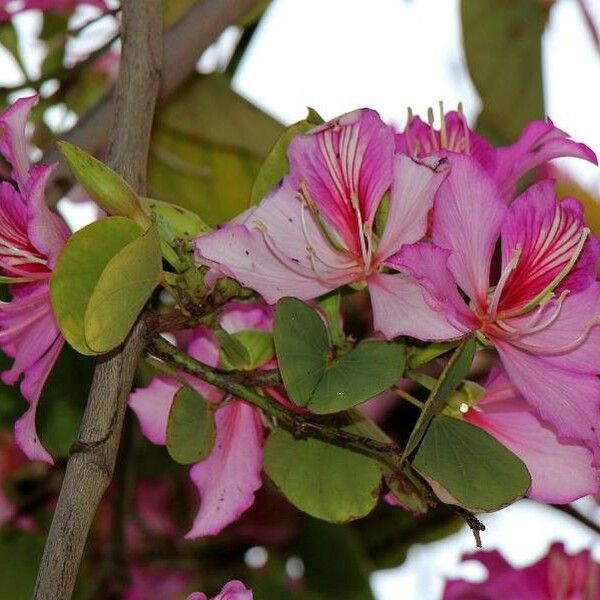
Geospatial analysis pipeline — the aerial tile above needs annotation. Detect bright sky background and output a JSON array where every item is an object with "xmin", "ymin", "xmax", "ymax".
[{"xmin": 1, "ymin": 1, "xmax": 599, "ymax": 598}]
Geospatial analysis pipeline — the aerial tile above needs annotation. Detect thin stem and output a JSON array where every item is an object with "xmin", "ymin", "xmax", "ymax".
[
  {"xmin": 552, "ymin": 504, "xmax": 600, "ymax": 537},
  {"xmin": 149, "ymin": 335, "xmax": 407, "ymax": 473},
  {"xmin": 393, "ymin": 386, "xmax": 425, "ymax": 410}
]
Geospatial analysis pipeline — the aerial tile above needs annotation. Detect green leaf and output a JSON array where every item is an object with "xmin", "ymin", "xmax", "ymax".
[
  {"xmin": 250, "ymin": 117, "xmax": 316, "ymax": 205},
  {"xmin": 308, "ymin": 341, "xmax": 405, "ymax": 414},
  {"xmin": 317, "ymin": 291, "xmax": 343, "ymax": 347},
  {"xmin": 214, "ymin": 327, "xmax": 252, "ymax": 370},
  {"xmin": 50, "ymin": 217, "xmax": 144, "ymax": 355},
  {"xmin": 264, "ymin": 424, "xmax": 382, "ymax": 522},
  {"xmin": 273, "ymin": 298, "xmax": 330, "ymax": 406},
  {"xmin": 166, "ymin": 386, "xmax": 216, "ymax": 464},
  {"xmin": 148, "ymin": 74, "xmax": 284, "ymax": 226},
  {"xmin": 461, "ymin": 0, "xmax": 546, "ymax": 142},
  {"xmin": 140, "ymin": 197, "xmax": 211, "ymax": 239},
  {"xmin": 403, "ymin": 335, "xmax": 476, "ymax": 458},
  {"xmin": 413, "ymin": 415, "xmax": 530, "ymax": 511},
  {"xmin": 58, "ymin": 141, "xmax": 149, "ymax": 227},
  {"xmin": 84, "ymin": 227, "xmax": 162, "ymax": 353},
  {"xmin": 219, "ymin": 330, "xmax": 274, "ymax": 371}
]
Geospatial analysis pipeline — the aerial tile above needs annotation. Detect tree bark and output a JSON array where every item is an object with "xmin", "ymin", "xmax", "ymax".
[
  {"xmin": 43, "ymin": 0, "xmax": 265, "ymax": 207},
  {"xmin": 33, "ymin": 1, "xmax": 162, "ymax": 598}
]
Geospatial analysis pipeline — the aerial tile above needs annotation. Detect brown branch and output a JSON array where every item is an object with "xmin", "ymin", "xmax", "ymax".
[
  {"xmin": 33, "ymin": 1, "xmax": 163, "ymax": 598},
  {"xmin": 43, "ymin": 0, "xmax": 265, "ymax": 207},
  {"xmin": 552, "ymin": 503, "xmax": 600, "ymax": 537}
]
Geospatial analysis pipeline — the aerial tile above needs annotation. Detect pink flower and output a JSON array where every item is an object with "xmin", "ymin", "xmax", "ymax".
[
  {"xmin": 124, "ymin": 566, "xmax": 193, "ymax": 600},
  {"xmin": 195, "ymin": 108, "xmax": 449, "ymax": 338},
  {"xmin": 187, "ymin": 580, "xmax": 253, "ymax": 600},
  {"xmin": 443, "ymin": 543, "xmax": 600, "ymax": 599},
  {"xmin": 0, "ymin": 0, "xmax": 106, "ymax": 22},
  {"xmin": 129, "ymin": 302, "xmax": 272, "ymax": 538},
  {"xmin": 396, "ymin": 109, "xmax": 597, "ymax": 200},
  {"xmin": 0, "ymin": 96, "xmax": 70, "ymax": 464},
  {"xmin": 461, "ymin": 367, "xmax": 599, "ymax": 502},
  {"xmin": 388, "ymin": 154, "xmax": 600, "ymax": 453}
]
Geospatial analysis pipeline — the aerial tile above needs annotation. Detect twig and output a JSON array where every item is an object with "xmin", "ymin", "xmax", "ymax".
[
  {"xmin": 33, "ymin": 1, "xmax": 163, "ymax": 598},
  {"xmin": 43, "ymin": 0, "xmax": 266, "ymax": 207},
  {"xmin": 451, "ymin": 505, "xmax": 486, "ymax": 548},
  {"xmin": 553, "ymin": 503, "xmax": 600, "ymax": 537},
  {"xmin": 149, "ymin": 335, "xmax": 408, "ymax": 474}
]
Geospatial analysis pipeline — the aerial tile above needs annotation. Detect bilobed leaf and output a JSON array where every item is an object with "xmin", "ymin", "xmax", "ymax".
[
  {"xmin": 317, "ymin": 290, "xmax": 343, "ymax": 346},
  {"xmin": 219, "ymin": 330, "xmax": 274, "ymax": 371},
  {"xmin": 403, "ymin": 335, "xmax": 476, "ymax": 458},
  {"xmin": 84, "ymin": 227, "xmax": 162, "ymax": 353},
  {"xmin": 263, "ymin": 425, "xmax": 381, "ymax": 522},
  {"xmin": 58, "ymin": 141, "xmax": 149, "ymax": 226},
  {"xmin": 50, "ymin": 217, "xmax": 144, "ymax": 355},
  {"xmin": 274, "ymin": 298, "xmax": 329, "ymax": 406},
  {"xmin": 148, "ymin": 74, "xmax": 284, "ymax": 225},
  {"xmin": 250, "ymin": 117, "xmax": 316, "ymax": 205},
  {"xmin": 461, "ymin": 0, "xmax": 545, "ymax": 142},
  {"xmin": 214, "ymin": 327, "xmax": 252, "ymax": 370},
  {"xmin": 308, "ymin": 341, "xmax": 405, "ymax": 414},
  {"xmin": 413, "ymin": 415, "xmax": 530, "ymax": 512},
  {"xmin": 166, "ymin": 386, "xmax": 216, "ymax": 465}
]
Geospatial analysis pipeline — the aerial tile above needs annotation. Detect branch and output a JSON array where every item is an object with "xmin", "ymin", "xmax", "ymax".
[
  {"xmin": 552, "ymin": 503, "xmax": 600, "ymax": 537},
  {"xmin": 149, "ymin": 335, "xmax": 407, "ymax": 474},
  {"xmin": 43, "ymin": 0, "xmax": 265, "ymax": 207},
  {"xmin": 33, "ymin": 1, "xmax": 163, "ymax": 597}
]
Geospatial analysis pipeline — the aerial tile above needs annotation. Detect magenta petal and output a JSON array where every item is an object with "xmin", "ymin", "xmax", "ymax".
[
  {"xmin": 186, "ymin": 401, "xmax": 263, "ymax": 538},
  {"xmin": 129, "ymin": 377, "xmax": 180, "ymax": 446},
  {"xmin": 494, "ymin": 119, "xmax": 598, "ymax": 199},
  {"xmin": 387, "ymin": 242, "xmax": 477, "ymax": 333},
  {"xmin": 465, "ymin": 369, "xmax": 599, "ymax": 502},
  {"xmin": 0, "ymin": 95, "xmax": 37, "ymax": 191},
  {"xmin": 288, "ymin": 109, "xmax": 393, "ymax": 252},
  {"xmin": 431, "ymin": 154, "xmax": 507, "ymax": 309},
  {"xmin": 368, "ymin": 272, "xmax": 468, "ymax": 340},
  {"xmin": 494, "ymin": 340, "xmax": 600, "ymax": 447},
  {"xmin": 187, "ymin": 581, "xmax": 252, "ymax": 600},
  {"xmin": 376, "ymin": 154, "xmax": 448, "ymax": 260}
]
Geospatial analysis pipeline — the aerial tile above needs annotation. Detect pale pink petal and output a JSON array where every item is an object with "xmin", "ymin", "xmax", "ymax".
[
  {"xmin": 184, "ymin": 327, "xmax": 225, "ymax": 404},
  {"xmin": 0, "ymin": 95, "xmax": 36, "ymax": 190},
  {"xmin": 288, "ymin": 108, "xmax": 393, "ymax": 253},
  {"xmin": 498, "ymin": 181, "xmax": 595, "ymax": 313},
  {"xmin": 431, "ymin": 154, "xmax": 507, "ymax": 309},
  {"xmin": 376, "ymin": 154, "xmax": 448, "ymax": 260},
  {"xmin": 186, "ymin": 401, "xmax": 263, "ymax": 538},
  {"xmin": 493, "ymin": 119, "xmax": 598, "ymax": 199},
  {"xmin": 368, "ymin": 272, "xmax": 468, "ymax": 340},
  {"xmin": 187, "ymin": 581, "xmax": 252, "ymax": 600},
  {"xmin": 386, "ymin": 242, "xmax": 477, "ymax": 333},
  {"xmin": 24, "ymin": 165, "xmax": 69, "ymax": 265},
  {"xmin": 219, "ymin": 301, "xmax": 273, "ymax": 333},
  {"xmin": 494, "ymin": 340, "xmax": 600, "ymax": 447},
  {"xmin": 465, "ymin": 369, "xmax": 599, "ymax": 502},
  {"xmin": 129, "ymin": 377, "xmax": 180, "ymax": 446},
  {"xmin": 195, "ymin": 224, "xmax": 353, "ymax": 304}
]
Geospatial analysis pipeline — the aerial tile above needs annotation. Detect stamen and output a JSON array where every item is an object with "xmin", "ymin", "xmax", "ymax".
[
  {"xmin": 510, "ymin": 227, "xmax": 590, "ymax": 317},
  {"xmin": 488, "ymin": 245, "xmax": 521, "ymax": 319},
  {"xmin": 427, "ymin": 106, "xmax": 438, "ymax": 151},
  {"xmin": 439, "ymin": 101, "xmax": 447, "ymax": 149},
  {"xmin": 457, "ymin": 102, "xmax": 470, "ymax": 154}
]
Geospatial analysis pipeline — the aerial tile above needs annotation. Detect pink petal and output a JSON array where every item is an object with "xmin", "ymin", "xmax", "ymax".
[
  {"xmin": 195, "ymin": 179, "xmax": 363, "ymax": 303},
  {"xmin": 187, "ymin": 581, "xmax": 252, "ymax": 600},
  {"xmin": 376, "ymin": 154, "xmax": 448, "ymax": 260},
  {"xmin": 186, "ymin": 401, "xmax": 263, "ymax": 538},
  {"xmin": 288, "ymin": 108, "xmax": 393, "ymax": 253},
  {"xmin": 0, "ymin": 95, "xmax": 36, "ymax": 191},
  {"xmin": 493, "ymin": 119, "xmax": 598, "ymax": 199},
  {"xmin": 24, "ymin": 165, "xmax": 69, "ymax": 266},
  {"xmin": 431, "ymin": 154, "xmax": 507, "ymax": 309},
  {"xmin": 129, "ymin": 377, "xmax": 180, "ymax": 446},
  {"xmin": 498, "ymin": 181, "xmax": 595, "ymax": 314},
  {"xmin": 368, "ymin": 271, "xmax": 468, "ymax": 340},
  {"xmin": 386, "ymin": 242, "xmax": 477, "ymax": 333},
  {"xmin": 494, "ymin": 339, "xmax": 600, "ymax": 448},
  {"xmin": 219, "ymin": 301, "xmax": 273, "ymax": 333},
  {"xmin": 465, "ymin": 368, "xmax": 599, "ymax": 502}
]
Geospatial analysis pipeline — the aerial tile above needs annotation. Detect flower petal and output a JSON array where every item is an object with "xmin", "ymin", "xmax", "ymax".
[
  {"xmin": 495, "ymin": 340, "xmax": 600, "ymax": 447},
  {"xmin": 368, "ymin": 271, "xmax": 468, "ymax": 340},
  {"xmin": 431, "ymin": 155, "xmax": 507, "ymax": 308},
  {"xmin": 376, "ymin": 154, "xmax": 448, "ymax": 260},
  {"xmin": 288, "ymin": 108, "xmax": 393, "ymax": 253},
  {"xmin": 129, "ymin": 376, "xmax": 180, "ymax": 446},
  {"xmin": 465, "ymin": 368, "xmax": 599, "ymax": 502},
  {"xmin": 186, "ymin": 401, "xmax": 263, "ymax": 538},
  {"xmin": 493, "ymin": 119, "xmax": 598, "ymax": 199},
  {"xmin": 498, "ymin": 181, "xmax": 595, "ymax": 314}
]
